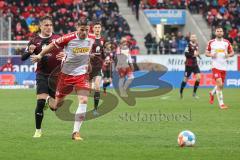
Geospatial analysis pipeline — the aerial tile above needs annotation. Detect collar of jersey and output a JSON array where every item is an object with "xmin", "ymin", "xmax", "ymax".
[
  {"xmin": 215, "ymin": 38, "xmax": 223, "ymax": 42},
  {"xmin": 39, "ymin": 33, "xmax": 52, "ymax": 38}
]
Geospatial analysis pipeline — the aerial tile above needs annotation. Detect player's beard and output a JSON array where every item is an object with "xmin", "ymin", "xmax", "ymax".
[
  {"xmin": 79, "ymin": 33, "xmax": 87, "ymax": 39},
  {"xmin": 191, "ymin": 40, "xmax": 196, "ymax": 44},
  {"xmin": 216, "ymin": 34, "xmax": 223, "ymax": 39},
  {"xmin": 95, "ymin": 32, "xmax": 101, "ymax": 38}
]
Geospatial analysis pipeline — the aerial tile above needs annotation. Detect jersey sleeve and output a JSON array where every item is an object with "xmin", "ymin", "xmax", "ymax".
[
  {"xmin": 25, "ymin": 39, "xmax": 34, "ymax": 52},
  {"xmin": 21, "ymin": 39, "xmax": 35, "ymax": 61},
  {"xmin": 227, "ymin": 43, "xmax": 233, "ymax": 53},
  {"xmin": 53, "ymin": 32, "xmax": 76, "ymax": 48},
  {"xmin": 206, "ymin": 40, "xmax": 212, "ymax": 52}
]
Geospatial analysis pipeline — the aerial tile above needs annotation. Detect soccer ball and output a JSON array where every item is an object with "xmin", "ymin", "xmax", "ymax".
[{"xmin": 178, "ymin": 130, "xmax": 196, "ymax": 147}]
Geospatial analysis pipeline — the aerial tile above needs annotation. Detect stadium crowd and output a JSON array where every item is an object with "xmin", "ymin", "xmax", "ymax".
[
  {"xmin": 0, "ymin": 0, "xmax": 139, "ymax": 55},
  {"xmin": 144, "ymin": 31, "xmax": 190, "ymax": 54},
  {"xmin": 188, "ymin": 0, "xmax": 240, "ymax": 53}
]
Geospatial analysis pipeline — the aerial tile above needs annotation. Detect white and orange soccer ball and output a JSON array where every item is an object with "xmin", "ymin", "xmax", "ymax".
[{"xmin": 178, "ymin": 130, "xmax": 196, "ymax": 147}]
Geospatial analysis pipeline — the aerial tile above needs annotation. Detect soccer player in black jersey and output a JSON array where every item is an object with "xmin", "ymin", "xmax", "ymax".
[
  {"xmin": 21, "ymin": 16, "xmax": 63, "ymax": 138},
  {"xmin": 89, "ymin": 21, "xmax": 105, "ymax": 116},
  {"xmin": 180, "ymin": 34, "xmax": 201, "ymax": 99}
]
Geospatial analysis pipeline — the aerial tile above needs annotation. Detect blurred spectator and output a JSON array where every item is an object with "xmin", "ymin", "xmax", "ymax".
[
  {"xmin": 144, "ymin": 32, "xmax": 153, "ymax": 54},
  {"xmin": 0, "ymin": 58, "xmax": 14, "ymax": 72},
  {"xmin": 170, "ymin": 36, "xmax": 177, "ymax": 54},
  {"xmin": 158, "ymin": 38, "xmax": 165, "ymax": 54},
  {"xmin": 29, "ymin": 22, "xmax": 39, "ymax": 33},
  {"xmin": 151, "ymin": 37, "xmax": 158, "ymax": 54},
  {"xmin": 26, "ymin": 13, "xmax": 36, "ymax": 26},
  {"xmin": 133, "ymin": 0, "xmax": 141, "ymax": 20},
  {"xmin": 176, "ymin": 32, "xmax": 188, "ymax": 54}
]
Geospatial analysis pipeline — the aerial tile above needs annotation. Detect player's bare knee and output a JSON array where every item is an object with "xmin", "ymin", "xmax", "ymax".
[
  {"xmin": 219, "ymin": 84, "xmax": 223, "ymax": 90},
  {"xmin": 183, "ymin": 77, "xmax": 189, "ymax": 82},
  {"xmin": 216, "ymin": 80, "xmax": 223, "ymax": 90},
  {"xmin": 37, "ymin": 93, "xmax": 49, "ymax": 100},
  {"xmin": 196, "ymin": 74, "xmax": 201, "ymax": 81},
  {"xmin": 95, "ymin": 84, "xmax": 101, "ymax": 91},
  {"xmin": 54, "ymin": 102, "xmax": 61, "ymax": 109},
  {"xmin": 196, "ymin": 77, "xmax": 200, "ymax": 82},
  {"xmin": 79, "ymin": 96, "xmax": 88, "ymax": 104}
]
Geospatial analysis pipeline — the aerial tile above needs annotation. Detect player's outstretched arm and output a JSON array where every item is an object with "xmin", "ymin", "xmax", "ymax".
[
  {"xmin": 30, "ymin": 43, "xmax": 56, "ymax": 63},
  {"xmin": 21, "ymin": 44, "xmax": 36, "ymax": 61}
]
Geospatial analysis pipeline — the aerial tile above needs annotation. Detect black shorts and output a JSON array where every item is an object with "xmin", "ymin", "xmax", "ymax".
[
  {"xmin": 103, "ymin": 70, "xmax": 112, "ymax": 79},
  {"xmin": 184, "ymin": 66, "xmax": 200, "ymax": 78},
  {"xmin": 36, "ymin": 73, "xmax": 56, "ymax": 98},
  {"xmin": 89, "ymin": 68, "xmax": 103, "ymax": 80}
]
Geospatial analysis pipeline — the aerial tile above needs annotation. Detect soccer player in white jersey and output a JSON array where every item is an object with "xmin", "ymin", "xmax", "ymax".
[
  {"xmin": 116, "ymin": 37, "xmax": 134, "ymax": 97},
  {"xmin": 205, "ymin": 26, "xmax": 234, "ymax": 109},
  {"xmin": 31, "ymin": 19, "xmax": 94, "ymax": 140}
]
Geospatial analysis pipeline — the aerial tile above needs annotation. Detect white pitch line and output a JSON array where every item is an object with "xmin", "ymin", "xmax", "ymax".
[{"xmin": 160, "ymin": 96, "xmax": 171, "ymax": 100}]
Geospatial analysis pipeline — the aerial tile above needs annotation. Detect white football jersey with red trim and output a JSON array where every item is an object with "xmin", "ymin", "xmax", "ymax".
[{"xmin": 206, "ymin": 38, "xmax": 233, "ymax": 71}]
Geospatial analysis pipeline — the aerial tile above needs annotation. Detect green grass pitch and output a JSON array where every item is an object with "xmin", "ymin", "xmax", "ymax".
[{"xmin": 0, "ymin": 88, "xmax": 239, "ymax": 160}]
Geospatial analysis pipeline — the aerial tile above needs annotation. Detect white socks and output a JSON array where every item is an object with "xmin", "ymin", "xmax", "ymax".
[
  {"xmin": 119, "ymin": 78, "xmax": 125, "ymax": 89},
  {"xmin": 124, "ymin": 78, "xmax": 133, "ymax": 90},
  {"xmin": 73, "ymin": 104, "xmax": 87, "ymax": 133},
  {"xmin": 216, "ymin": 89, "xmax": 224, "ymax": 106},
  {"xmin": 211, "ymin": 86, "xmax": 217, "ymax": 95}
]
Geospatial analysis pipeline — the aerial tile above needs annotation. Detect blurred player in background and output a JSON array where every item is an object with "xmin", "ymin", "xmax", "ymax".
[
  {"xmin": 180, "ymin": 34, "xmax": 201, "ymax": 99},
  {"xmin": 205, "ymin": 26, "xmax": 234, "ymax": 109},
  {"xmin": 89, "ymin": 21, "xmax": 105, "ymax": 115},
  {"xmin": 31, "ymin": 19, "xmax": 94, "ymax": 140},
  {"xmin": 21, "ymin": 16, "xmax": 63, "ymax": 138},
  {"xmin": 102, "ymin": 42, "xmax": 116, "ymax": 95},
  {"xmin": 116, "ymin": 37, "xmax": 134, "ymax": 97}
]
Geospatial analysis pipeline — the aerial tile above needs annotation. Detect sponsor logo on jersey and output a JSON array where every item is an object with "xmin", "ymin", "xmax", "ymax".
[
  {"xmin": 72, "ymin": 47, "xmax": 90, "ymax": 54},
  {"xmin": 96, "ymin": 46, "xmax": 101, "ymax": 53},
  {"xmin": 215, "ymin": 49, "xmax": 225, "ymax": 53}
]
